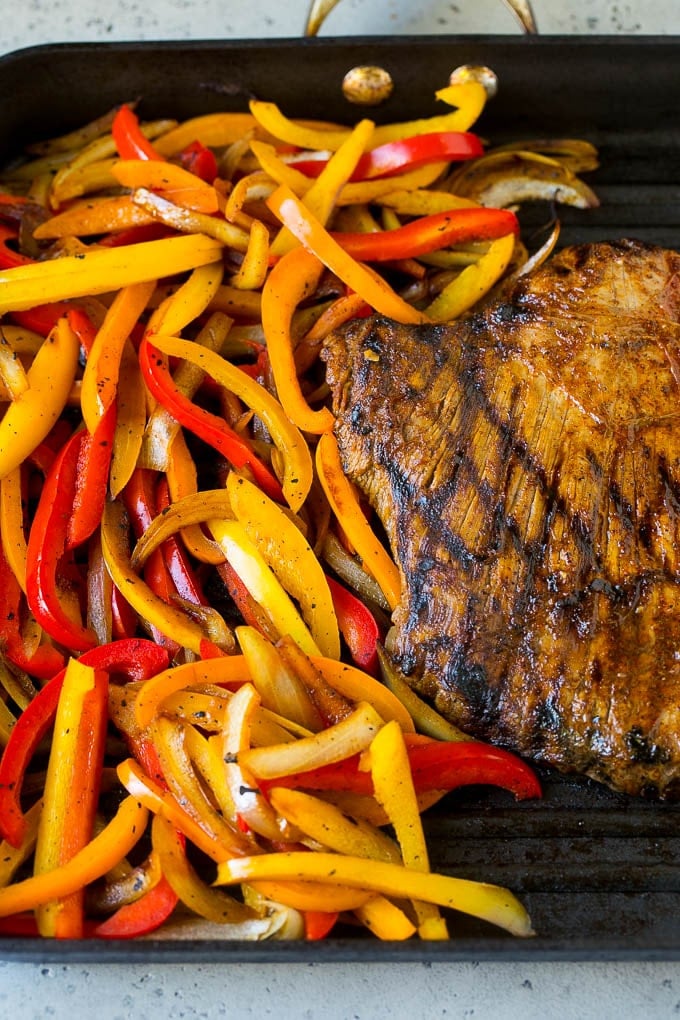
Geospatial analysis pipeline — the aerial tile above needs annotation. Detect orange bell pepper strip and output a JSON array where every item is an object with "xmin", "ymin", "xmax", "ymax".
[
  {"xmin": 316, "ymin": 432, "xmax": 401, "ymax": 612},
  {"xmin": 265, "ymin": 184, "xmax": 426, "ymax": 325},
  {"xmin": 216, "ymin": 850, "xmax": 534, "ymax": 938},
  {"xmin": 110, "ymin": 159, "xmax": 219, "ymax": 214},
  {"xmin": 0, "ymin": 796, "xmax": 149, "ymax": 920},
  {"xmin": 32, "ymin": 196, "xmax": 158, "ymax": 240},
  {"xmin": 0, "ymin": 316, "xmax": 80, "ymax": 481},
  {"xmin": 261, "ymin": 245, "xmax": 335, "ymax": 434},
  {"xmin": 33, "ymin": 658, "xmax": 108, "ymax": 937},
  {"xmin": 80, "ymin": 280, "xmax": 155, "ymax": 433}
]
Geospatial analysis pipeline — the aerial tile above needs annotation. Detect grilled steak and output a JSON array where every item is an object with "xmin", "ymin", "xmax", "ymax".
[{"xmin": 321, "ymin": 239, "xmax": 680, "ymax": 798}]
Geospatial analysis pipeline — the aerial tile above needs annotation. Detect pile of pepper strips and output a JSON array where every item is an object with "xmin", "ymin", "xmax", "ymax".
[{"xmin": 0, "ymin": 84, "xmax": 582, "ymax": 942}]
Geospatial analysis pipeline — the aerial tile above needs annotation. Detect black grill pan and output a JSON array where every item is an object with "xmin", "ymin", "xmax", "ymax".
[{"xmin": 0, "ymin": 35, "xmax": 679, "ymax": 963}]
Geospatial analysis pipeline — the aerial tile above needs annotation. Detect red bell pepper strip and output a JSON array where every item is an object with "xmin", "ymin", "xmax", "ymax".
[
  {"xmin": 10, "ymin": 302, "xmax": 75, "ymax": 338},
  {"xmin": 98, "ymin": 222, "xmax": 175, "ymax": 248},
  {"xmin": 66, "ymin": 404, "xmax": 117, "ymax": 551},
  {"xmin": 66, "ymin": 306, "xmax": 98, "ymax": 357},
  {"xmin": 25, "ymin": 430, "xmax": 98, "ymax": 653},
  {"xmin": 154, "ymin": 477, "xmax": 207, "ymax": 606},
  {"xmin": 93, "ymin": 875, "xmax": 178, "ymax": 939},
  {"xmin": 265, "ymin": 741, "xmax": 541, "ymax": 802},
  {"xmin": 326, "ymin": 574, "xmax": 380, "ymax": 674},
  {"xmin": 304, "ymin": 909, "xmax": 339, "ymax": 940},
  {"xmin": 0, "ymin": 638, "xmax": 169, "ymax": 848},
  {"xmin": 112, "ymin": 104, "xmax": 164, "ymax": 161},
  {"xmin": 292, "ymin": 131, "xmax": 484, "ymax": 181},
  {"xmin": 138, "ymin": 337, "xmax": 284, "ymax": 503},
  {"xmin": 178, "ymin": 140, "xmax": 218, "ymax": 183},
  {"xmin": 0, "ymin": 539, "xmax": 65, "ymax": 680},
  {"xmin": 330, "ymin": 207, "xmax": 519, "ymax": 263}
]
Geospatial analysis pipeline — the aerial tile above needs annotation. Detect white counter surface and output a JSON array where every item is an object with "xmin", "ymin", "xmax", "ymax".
[{"xmin": 2, "ymin": 2, "xmax": 680, "ymax": 1017}]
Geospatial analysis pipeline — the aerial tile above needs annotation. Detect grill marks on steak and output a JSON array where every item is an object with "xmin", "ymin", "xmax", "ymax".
[{"xmin": 321, "ymin": 239, "xmax": 680, "ymax": 798}]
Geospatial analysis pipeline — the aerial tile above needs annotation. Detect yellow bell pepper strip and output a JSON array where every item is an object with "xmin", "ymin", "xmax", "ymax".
[
  {"xmin": 25, "ymin": 429, "xmax": 98, "ymax": 653},
  {"xmin": 150, "ymin": 813, "xmax": 258, "ymax": 925},
  {"xmin": 109, "ymin": 336, "xmax": 148, "ymax": 498},
  {"xmin": 0, "ymin": 316, "xmax": 80, "ymax": 481},
  {"xmin": 291, "ymin": 131, "xmax": 484, "ymax": 181},
  {"xmin": 0, "ymin": 796, "xmax": 149, "ymax": 920},
  {"xmin": 80, "ymin": 280, "xmax": 155, "ymax": 433},
  {"xmin": 378, "ymin": 188, "xmax": 477, "ymax": 216},
  {"xmin": 116, "ymin": 757, "xmax": 244, "ymax": 863},
  {"xmin": 44, "ymin": 158, "xmax": 119, "ymax": 205},
  {"xmin": 368, "ymin": 719, "xmax": 447, "ymax": 939},
  {"xmin": 209, "ymin": 518, "xmax": 320, "ymax": 657},
  {"xmin": 151, "ymin": 715, "xmax": 250, "ymax": 850},
  {"xmin": 240, "ymin": 701, "xmax": 384, "ymax": 781},
  {"xmin": 354, "ymin": 896, "xmax": 417, "ymax": 941},
  {"xmin": 152, "ymin": 113, "xmax": 262, "ymax": 156},
  {"xmin": 216, "ymin": 850, "xmax": 534, "ymax": 938},
  {"xmin": 271, "ymin": 118, "xmax": 375, "ymax": 257},
  {"xmin": 424, "ymin": 232, "xmax": 516, "ymax": 322},
  {"xmin": 268, "ymin": 787, "xmax": 401, "ymax": 863},
  {"xmin": 146, "ymin": 333, "xmax": 314, "ymax": 511},
  {"xmin": 266, "ymin": 184, "xmax": 427, "ymax": 325},
  {"xmin": 138, "ymin": 337, "xmax": 285, "ymax": 505},
  {"xmin": 249, "ymin": 83, "xmax": 485, "ymax": 154},
  {"xmin": 164, "ymin": 431, "xmax": 226, "ymax": 565},
  {"xmin": 0, "ymin": 468, "xmax": 28, "ymax": 593},
  {"xmin": 207, "ymin": 283, "xmax": 262, "ymax": 321},
  {"xmin": 110, "ymin": 159, "xmax": 219, "ymax": 214},
  {"xmin": 330, "ymin": 207, "xmax": 518, "ymax": 263},
  {"xmin": 33, "ymin": 658, "xmax": 108, "ymax": 937},
  {"xmin": 249, "ymin": 141, "xmax": 314, "ymax": 196},
  {"xmin": 100, "ymin": 498, "xmax": 220, "ymax": 658},
  {"xmin": 228, "ymin": 473, "xmax": 341, "ymax": 660},
  {"xmin": 130, "ymin": 488, "xmax": 234, "ymax": 571},
  {"xmin": 261, "ymin": 245, "xmax": 335, "ymax": 435},
  {"xmin": 0, "ymin": 234, "xmax": 224, "ymax": 315},
  {"xmin": 236, "ymin": 627, "xmax": 322, "ymax": 733},
  {"xmin": 316, "ymin": 432, "xmax": 401, "ymax": 612},
  {"xmin": 32, "ymin": 196, "xmax": 158, "ymax": 240},
  {"xmin": 230, "ymin": 219, "xmax": 270, "ymax": 291}
]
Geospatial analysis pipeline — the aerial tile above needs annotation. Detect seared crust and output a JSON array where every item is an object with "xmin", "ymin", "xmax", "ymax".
[{"xmin": 322, "ymin": 239, "xmax": 680, "ymax": 798}]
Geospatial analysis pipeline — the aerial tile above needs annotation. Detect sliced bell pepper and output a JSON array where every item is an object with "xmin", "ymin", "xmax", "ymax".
[
  {"xmin": 424, "ymin": 231, "xmax": 516, "ymax": 322},
  {"xmin": 0, "ymin": 316, "xmax": 80, "ymax": 481},
  {"xmin": 138, "ymin": 337, "xmax": 284, "ymax": 505},
  {"xmin": 329, "ymin": 206, "xmax": 518, "ymax": 263},
  {"xmin": 110, "ymin": 158, "xmax": 219, "ymax": 213},
  {"xmin": 265, "ymin": 184, "xmax": 426, "ymax": 325},
  {"xmin": 260, "ymin": 245, "xmax": 335, "ymax": 435},
  {"xmin": 0, "ymin": 536, "xmax": 65, "ymax": 680},
  {"xmin": 93, "ymin": 874, "xmax": 178, "ymax": 939},
  {"xmin": 325, "ymin": 575, "xmax": 380, "ymax": 674},
  {"xmin": 316, "ymin": 432, "xmax": 401, "ymax": 612},
  {"xmin": 142, "ymin": 334, "xmax": 314, "ymax": 512},
  {"xmin": 216, "ymin": 849, "xmax": 533, "ymax": 938},
  {"xmin": 0, "ymin": 638, "xmax": 169, "ymax": 848},
  {"xmin": 177, "ymin": 139, "xmax": 219, "ymax": 183},
  {"xmin": 33, "ymin": 659, "xmax": 108, "ymax": 937},
  {"xmin": 0, "ymin": 796, "xmax": 149, "ymax": 920},
  {"xmin": 112, "ymin": 103, "xmax": 164, "ymax": 161},
  {"xmin": 227, "ymin": 472, "xmax": 340, "ymax": 659},
  {"xmin": 0, "ymin": 234, "xmax": 224, "ymax": 315},
  {"xmin": 25, "ymin": 428, "xmax": 98, "ymax": 653},
  {"xmin": 79, "ymin": 280, "xmax": 155, "ymax": 433},
  {"xmin": 66, "ymin": 403, "xmax": 117, "ymax": 551},
  {"xmin": 291, "ymin": 131, "xmax": 484, "ymax": 181}
]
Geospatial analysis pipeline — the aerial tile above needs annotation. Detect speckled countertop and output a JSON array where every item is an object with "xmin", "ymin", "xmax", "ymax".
[{"xmin": 2, "ymin": 2, "xmax": 680, "ymax": 1017}]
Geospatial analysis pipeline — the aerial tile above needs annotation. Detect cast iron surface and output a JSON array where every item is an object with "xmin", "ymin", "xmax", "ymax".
[{"xmin": 0, "ymin": 36, "xmax": 678, "ymax": 962}]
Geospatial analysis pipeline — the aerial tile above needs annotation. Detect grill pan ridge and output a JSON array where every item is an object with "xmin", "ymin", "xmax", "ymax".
[{"xmin": 0, "ymin": 35, "xmax": 679, "ymax": 962}]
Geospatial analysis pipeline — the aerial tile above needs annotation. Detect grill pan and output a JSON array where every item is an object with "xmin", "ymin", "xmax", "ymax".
[{"xmin": 0, "ymin": 35, "xmax": 679, "ymax": 963}]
